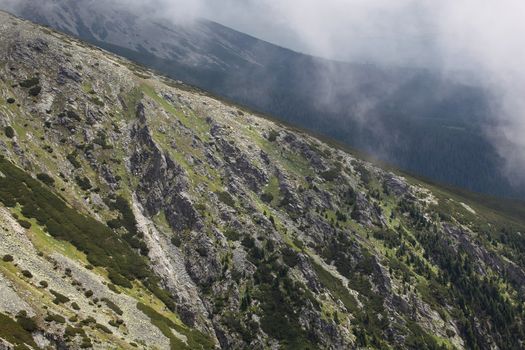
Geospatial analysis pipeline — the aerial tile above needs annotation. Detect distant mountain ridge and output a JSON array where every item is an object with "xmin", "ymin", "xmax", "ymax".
[{"xmin": 2, "ymin": 0, "xmax": 523, "ymax": 199}]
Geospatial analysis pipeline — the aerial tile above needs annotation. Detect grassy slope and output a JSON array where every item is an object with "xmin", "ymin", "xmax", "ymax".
[{"xmin": 120, "ymin": 43, "xmax": 525, "ymax": 229}]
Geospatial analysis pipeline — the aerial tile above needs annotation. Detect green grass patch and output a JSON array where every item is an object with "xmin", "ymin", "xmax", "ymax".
[
  {"xmin": 261, "ymin": 176, "xmax": 280, "ymax": 206},
  {"xmin": 141, "ymin": 84, "xmax": 210, "ymax": 140},
  {"xmin": 310, "ymin": 259, "xmax": 358, "ymax": 313},
  {"xmin": 216, "ymin": 191, "xmax": 235, "ymax": 208}
]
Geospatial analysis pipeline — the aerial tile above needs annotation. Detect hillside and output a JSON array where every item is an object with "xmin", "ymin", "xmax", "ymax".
[
  {"xmin": 2, "ymin": 0, "xmax": 522, "ymax": 199},
  {"xmin": 0, "ymin": 11, "xmax": 525, "ymax": 350}
]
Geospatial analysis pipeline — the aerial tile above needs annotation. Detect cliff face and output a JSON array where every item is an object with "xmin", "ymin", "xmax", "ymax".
[{"xmin": 0, "ymin": 12, "xmax": 524, "ymax": 350}]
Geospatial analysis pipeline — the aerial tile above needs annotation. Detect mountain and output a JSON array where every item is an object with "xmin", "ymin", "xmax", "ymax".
[
  {"xmin": 1, "ymin": 10, "xmax": 525, "ymax": 350},
  {"xmin": 2, "ymin": 0, "xmax": 522, "ymax": 199}
]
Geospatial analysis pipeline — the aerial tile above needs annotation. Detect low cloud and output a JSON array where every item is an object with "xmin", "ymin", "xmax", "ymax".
[{"xmin": 434, "ymin": 1, "xmax": 525, "ymax": 185}]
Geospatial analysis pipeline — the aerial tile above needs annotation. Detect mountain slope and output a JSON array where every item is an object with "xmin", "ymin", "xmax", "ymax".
[
  {"xmin": 2, "ymin": 0, "xmax": 522, "ymax": 199},
  {"xmin": 0, "ymin": 11, "xmax": 525, "ymax": 350}
]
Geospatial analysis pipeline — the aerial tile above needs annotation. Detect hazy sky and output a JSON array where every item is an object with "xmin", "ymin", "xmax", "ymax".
[{"xmin": 209, "ymin": 0, "xmax": 438, "ymax": 66}]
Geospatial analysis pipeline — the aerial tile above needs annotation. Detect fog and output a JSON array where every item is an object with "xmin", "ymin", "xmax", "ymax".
[{"xmin": 200, "ymin": 0, "xmax": 525, "ymax": 185}]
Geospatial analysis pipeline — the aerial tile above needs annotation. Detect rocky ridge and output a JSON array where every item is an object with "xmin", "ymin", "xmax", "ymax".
[{"xmin": 0, "ymin": 11, "xmax": 524, "ymax": 350}]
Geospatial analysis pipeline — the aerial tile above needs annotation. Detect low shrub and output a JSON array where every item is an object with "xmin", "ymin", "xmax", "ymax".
[
  {"xmin": 66, "ymin": 110, "xmax": 81, "ymax": 121},
  {"xmin": 65, "ymin": 325, "xmax": 85, "ymax": 338},
  {"xmin": 101, "ymin": 298, "xmax": 123, "ymax": 316},
  {"xmin": 16, "ymin": 311, "xmax": 38, "ymax": 332},
  {"xmin": 171, "ymin": 236, "xmax": 182, "ymax": 247},
  {"xmin": 373, "ymin": 229, "xmax": 401, "ymax": 248},
  {"xmin": 320, "ymin": 167, "xmax": 341, "ymax": 182},
  {"xmin": 3, "ymin": 254, "xmax": 14, "ymax": 262},
  {"xmin": 36, "ymin": 173, "xmax": 55, "ymax": 187},
  {"xmin": 4, "ymin": 126, "xmax": 15, "ymax": 138},
  {"xmin": 260, "ymin": 192, "xmax": 274, "ymax": 203},
  {"xmin": 75, "ymin": 176, "xmax": 92, "ymax": 191},
  {"xmin": 45, "ymin": 313, "xmax": 65, "ymax": 324},
  {"xmin": 216, "ymin": 191, "xmax": 235, "ymax": 207},
  {"xmin": 196, "ymin": 246, "xmax": 208, "ymax": 257},
  {"xmin": 81, "ymin": 340, "xmax": 93, "ymax": 349},
  {"xmin": 268, "ymin": 129, "xmax": 279, "ymax": 142},
  {"xmin": 355, "ymin": 164, "xmax": 372, "ymax": 184},
  {"xmin": 79, "ymin": 316, "xmax": 96, "ymax": 326},
  {"xmin": 66, "ymin": 153, "xmax": 82, "ymax": 169},
  {"xmin": 282, "ymin": 247, "xmax": 300, "ymax": 268},
  {"xmin": 17, "ymin": 219, "xmax": 32, "ymax": 229},
  {"xmin": 58, "ymin": 110, "xmax": 81, "ymax": 122},
  {"xmin": 107, "ymin": 283, "xmax": 121, "ymax": 294},
  {"xmin": 95, "ymin": 323, "xmax": 112, "ymax": 334},
  {"xmin": 335, "ymin": 211, "xmax": 347, "ymax": 222},
  {"xmin": 224, "ymin": 229, "xmax": 241, "ymax": 241},
  {"xmin": 90, "ymin": 97, "xmax": 105, "ymax": 107},
  {"xmin": 50, "ymin": 289, "xmax": 70, "ymax": 304},
  {"xmin": 28, "ymin": 86, "xmax": 42, "ymax": 97},
  {"xmin": 108, "ymin": 269, "xmax": 132, "ymax": 289},
  {"xmin": 19, "ymin": 77, "xmax": 39, "ymax": 88}
]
